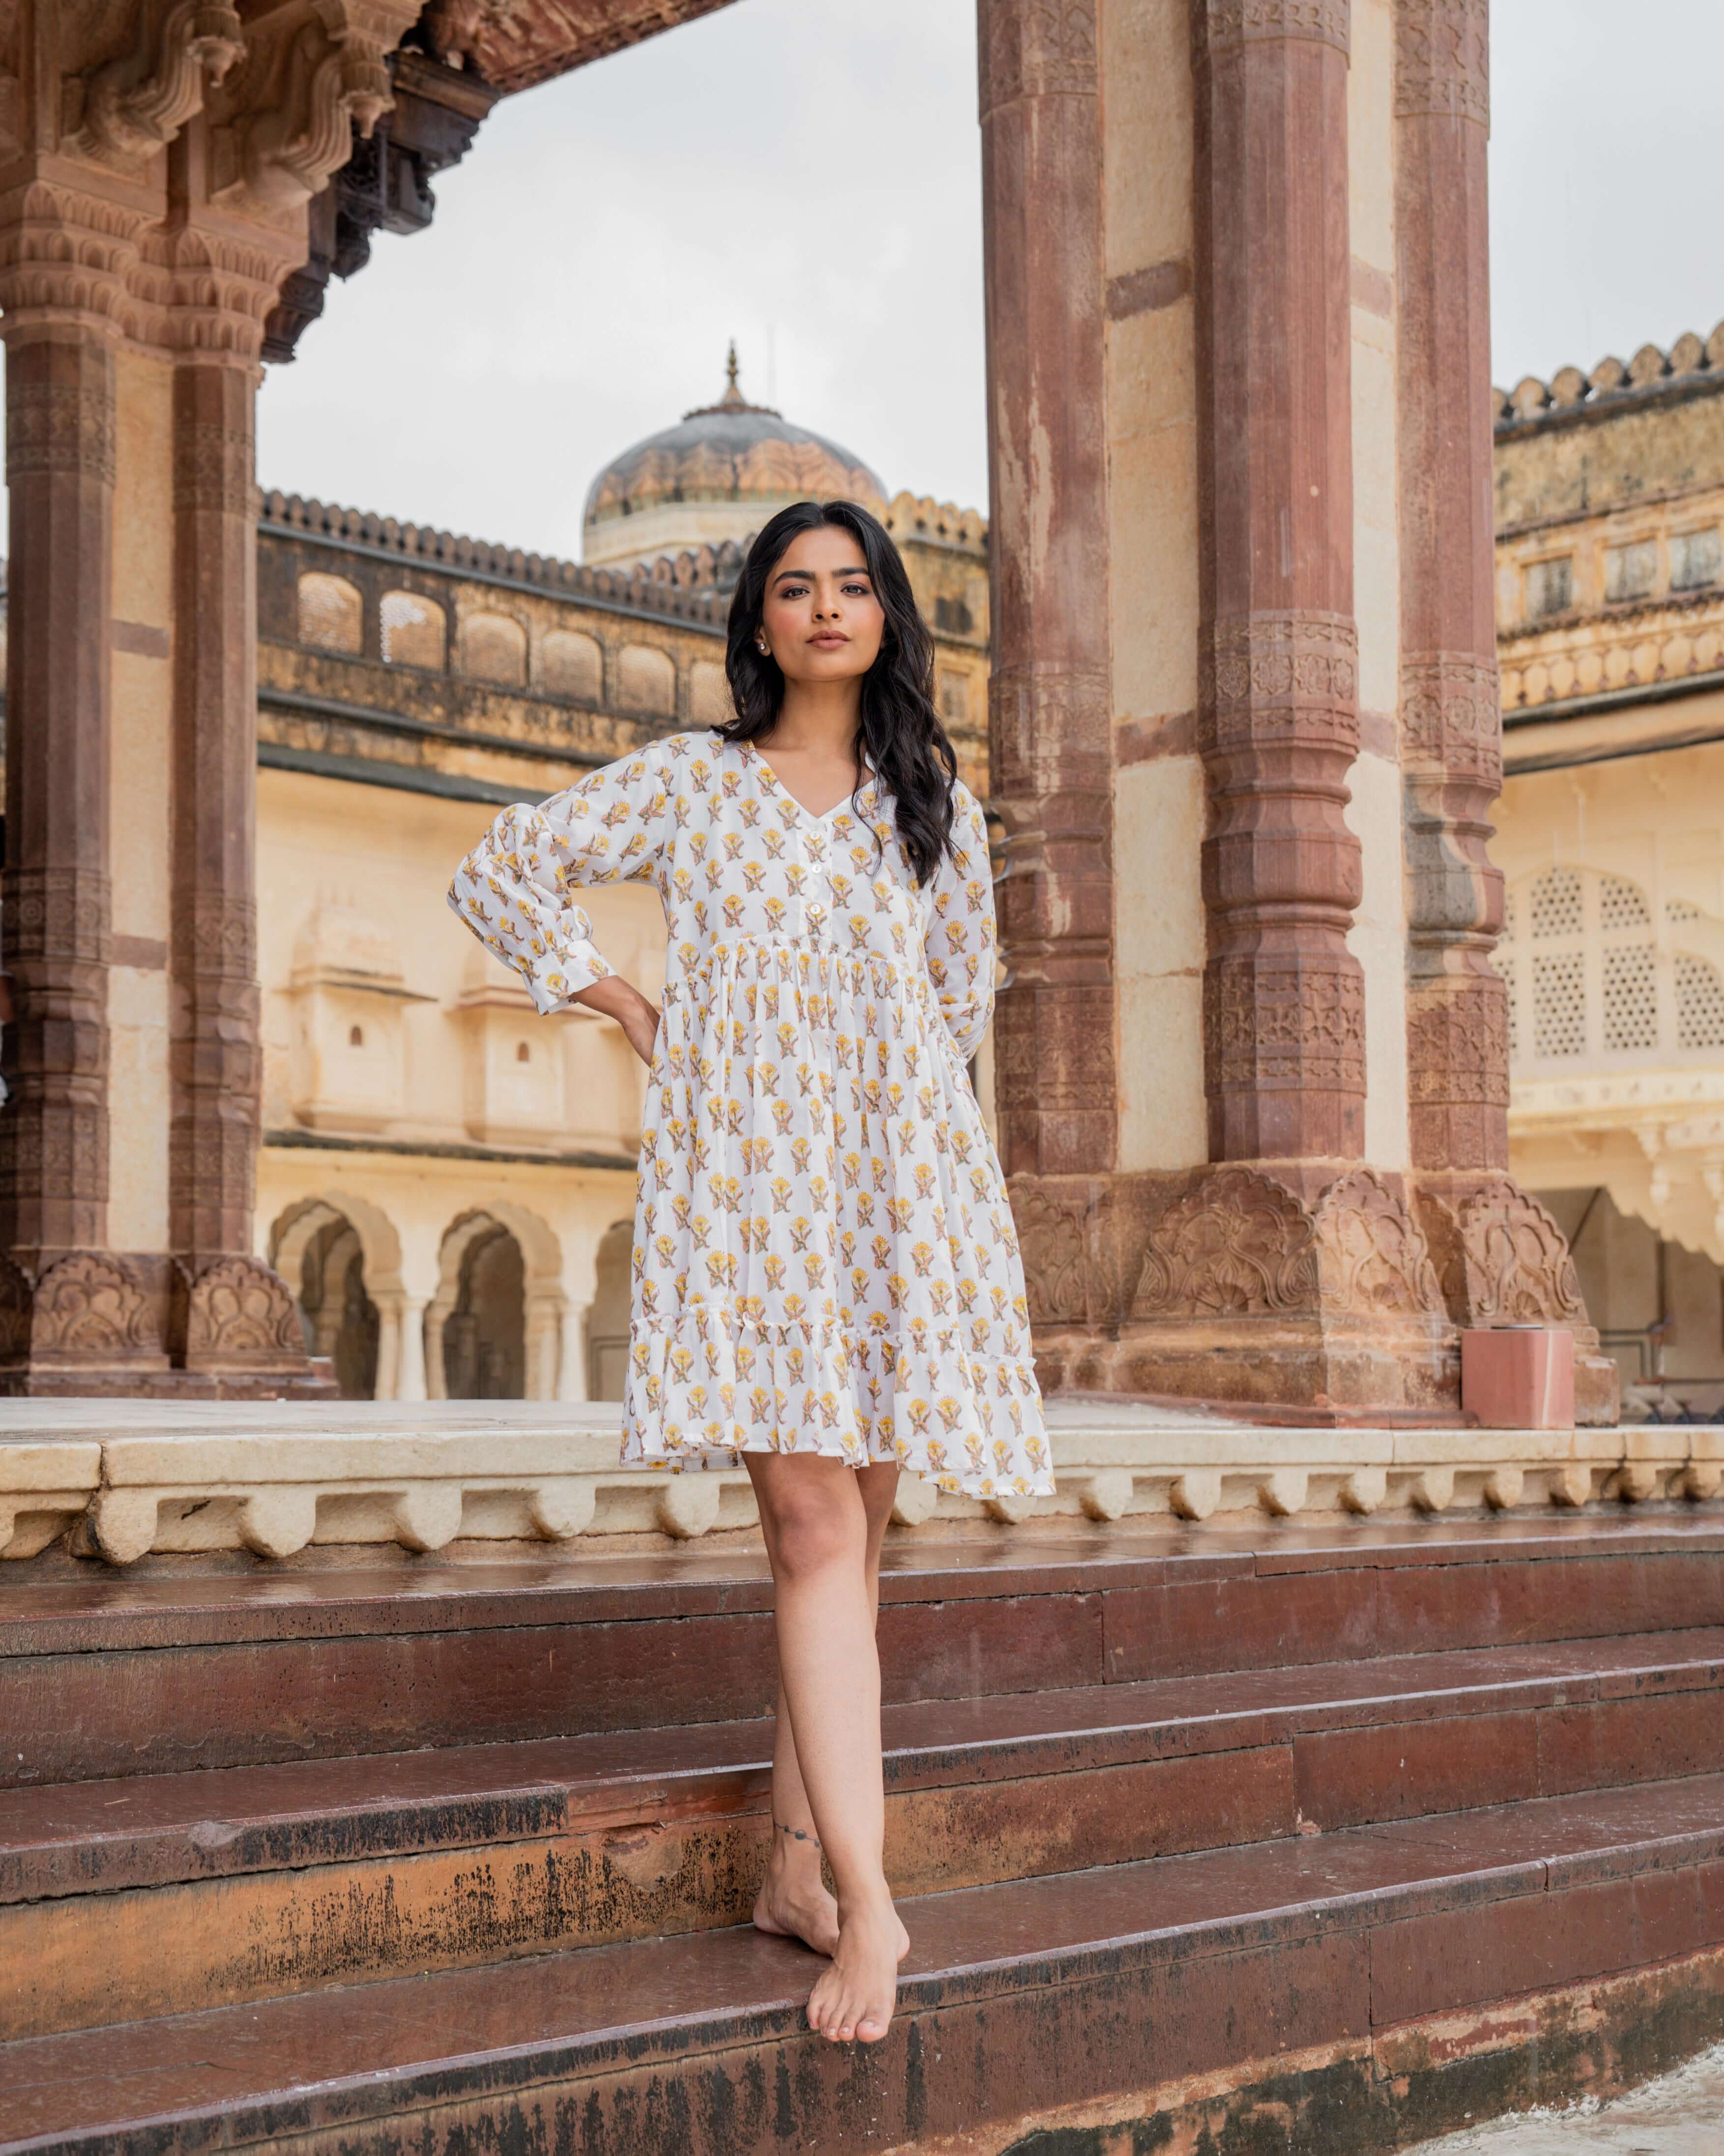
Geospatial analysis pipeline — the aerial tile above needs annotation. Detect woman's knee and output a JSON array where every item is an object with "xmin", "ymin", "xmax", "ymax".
[{"xmin": 760, "ymin": 1474, "xmax": 864, "ymax": 1583}]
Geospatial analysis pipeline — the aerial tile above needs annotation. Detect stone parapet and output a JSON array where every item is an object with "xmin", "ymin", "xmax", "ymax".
[{"xmin": 1, "ymin": 1400, "xmax": 1715, "ymax": 1566}]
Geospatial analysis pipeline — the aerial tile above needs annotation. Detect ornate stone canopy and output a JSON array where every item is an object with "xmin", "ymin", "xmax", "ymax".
[{"xmin": 581, "ymin": 346, "xmax": 887, "ymax": 569}]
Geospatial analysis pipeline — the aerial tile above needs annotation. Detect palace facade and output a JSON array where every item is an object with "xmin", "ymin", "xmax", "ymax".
[{"xmin": 1495, "ymin": 322, "xmax": 1724, "ymax": 1413}]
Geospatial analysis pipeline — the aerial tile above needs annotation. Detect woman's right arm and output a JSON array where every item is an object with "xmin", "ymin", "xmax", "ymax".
[{"xmin": 448, "ymin": 747, "xmax": 669, "ymax": 1050}]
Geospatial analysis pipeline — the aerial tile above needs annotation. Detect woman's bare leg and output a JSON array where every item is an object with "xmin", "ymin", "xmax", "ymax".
[
  {"xmin": 744, "ymin": 1452, "xmax": 906, "ymax": 2042},
  {"xmin": 753, "ymin": 1462, "xmax": 899, "ymax": 1955}
]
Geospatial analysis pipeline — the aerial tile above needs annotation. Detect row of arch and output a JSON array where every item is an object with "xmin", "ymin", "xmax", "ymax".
[
  {"xmin": 295, "ymin": 571, "xmax": 732, "ymax": 722},
  {"xmin": 268, "ymin": 1196, "xmax": 632, "ymax": 1402}
]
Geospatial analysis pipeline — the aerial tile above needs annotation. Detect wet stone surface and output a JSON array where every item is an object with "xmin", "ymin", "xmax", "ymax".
[{"xmin": 1410, "ymin": 2041, "xmax": 1724, "ymax": 2153}]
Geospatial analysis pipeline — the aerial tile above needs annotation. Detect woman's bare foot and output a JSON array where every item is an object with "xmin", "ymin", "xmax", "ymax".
[
  {"xmin": 805, "ymin": 1894, "xmax": 910, "ymax": 2043},
  {"xmin": 753, "ymin": 1834, "xmax": 841, "ymax": 1956}
]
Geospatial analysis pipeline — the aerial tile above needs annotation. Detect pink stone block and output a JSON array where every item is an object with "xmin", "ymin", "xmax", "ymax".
[{"xmin": 1461, "ymin": 1328, "xmax": 1575, "ymax": 1430}]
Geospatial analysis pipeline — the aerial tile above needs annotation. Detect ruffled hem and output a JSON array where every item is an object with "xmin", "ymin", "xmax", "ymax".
[{"xmin": 618, "ymin": 1307, "xmax": 1053, "ymax": 1501}]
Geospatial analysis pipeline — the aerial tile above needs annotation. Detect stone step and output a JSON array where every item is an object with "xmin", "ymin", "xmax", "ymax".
[
  {"xmin": 6, "ymin": 1518, "xmax": 1722, "ymax": 1786},
  {"xmin": 5, "ymin": 1628, "xmax": 1721, "ymax": 2039},
  {"xmin": 5, "ymin": 1772, "xmax": 1722, "ymax": 2156}
]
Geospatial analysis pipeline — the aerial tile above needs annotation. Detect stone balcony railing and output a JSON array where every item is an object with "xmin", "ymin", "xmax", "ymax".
[{"xmin": 1, "ymin": 1401, "xmax": 1718, "ymax": 1566}]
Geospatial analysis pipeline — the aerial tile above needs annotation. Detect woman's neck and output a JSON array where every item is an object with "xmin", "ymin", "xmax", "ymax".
[{"xmin": 766, "ymin": 677, "xmax": 862, "ymax": 759}]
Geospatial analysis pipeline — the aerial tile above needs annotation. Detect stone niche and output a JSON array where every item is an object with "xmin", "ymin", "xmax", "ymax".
[
  {"xmin": 455, "ymin": 952, "xmax": 567, "ymax": 1148},
  {"xmin": 289, "ymin": 900, "xmax": 432, "ymax": 1132}
]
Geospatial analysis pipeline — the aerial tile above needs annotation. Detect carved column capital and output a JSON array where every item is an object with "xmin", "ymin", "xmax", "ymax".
[
  {"xmin": 978, "ymin": 0, "xmax": 1099, "ymax": 117},
  {"xmin": 1394, "ymin": 0, "xmax": 1489, "ymax": 126},
  {"xmin": 0, "ymin": 182, "xmax": 142, "ymax": 334},
  {"xmin": 1193, "ymin": 0, "xmax": 1351, "ymax": 63}
]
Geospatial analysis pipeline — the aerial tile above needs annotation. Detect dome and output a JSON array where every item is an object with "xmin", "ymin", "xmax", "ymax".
[{"xmin": 582, "ymin": 346, "xmax": 888, "ymax": 570}]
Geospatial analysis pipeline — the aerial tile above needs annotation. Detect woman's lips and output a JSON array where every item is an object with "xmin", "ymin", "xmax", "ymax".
[{"xmin": 809, "ymin": 633, "xmax": 848, "ymax": 647}]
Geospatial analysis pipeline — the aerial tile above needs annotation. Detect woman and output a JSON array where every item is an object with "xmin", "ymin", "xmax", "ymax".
[{"xmin": 450, "ymin": 499, "xmax": 1051, "ymax": 2046}]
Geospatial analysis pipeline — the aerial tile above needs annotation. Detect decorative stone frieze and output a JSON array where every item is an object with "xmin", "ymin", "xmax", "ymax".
[
  {"xmin": 423, "ymin": 0, "xmax": 737, "ymax": 96},
  {"xmin": 1193, "ymin": 0, "xmax": 1351, "ymax": 61},
  {"xmin": 1393, "ymin": 0, "xmax": 1489, "ymax": 126},
  {"xmin": 978, "ymin": 0, "xmax": 1098, "ymax": 112},
  {"xmin": 1, "ymin": 1403, "xmax": 1711, "ymax": 1565}
]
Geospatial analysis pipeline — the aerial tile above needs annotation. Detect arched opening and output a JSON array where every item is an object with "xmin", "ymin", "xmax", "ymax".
[
  {"xmin": 586, "ymin": 1219, "xmax": 633, "ymax": 1401},
  {"xmin": 273, "ymin": 1200, "xmax": 380, "ymax": 1399},
  {"xmin": 297, "ymin": 570, "xmax": 362, "ymax": 652},
  {"xmin": 440, "ymin": 1215, "xmax": 527, "ymax": 1399}
]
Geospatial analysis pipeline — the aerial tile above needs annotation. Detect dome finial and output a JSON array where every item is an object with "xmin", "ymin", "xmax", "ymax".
[{"xmin": 721, "ymin": 339, "xmax": 743, "ymax": 409}]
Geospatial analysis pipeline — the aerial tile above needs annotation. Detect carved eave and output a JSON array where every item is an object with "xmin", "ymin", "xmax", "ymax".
[
  {"xmin": 261, "ymin": 46, "xmax": 500, "ymax": 362},
  {"xmin": 421, "ymin": 0, "xmax": 740, "ymax": 96}
]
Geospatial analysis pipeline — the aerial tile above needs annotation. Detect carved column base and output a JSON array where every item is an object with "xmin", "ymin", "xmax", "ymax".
[
  {"xmin": 0, "ymin": 1252, "xmax": 169, "ymax": 1393},
  {"xmin": 1412, "ymin": 1173, "xmax": 1619, "ymax": 1428},
  {"xmin": 0, "ymin": 1250, "xmax": 333, "ymax": 1397},
  {"xmin": 1014, "ymin": 1165, "xmax": 1466, "ymax": 1421},
  {"xmin": 169, "ymin": 1254, "xmax": 334, "ymax": 1393}
]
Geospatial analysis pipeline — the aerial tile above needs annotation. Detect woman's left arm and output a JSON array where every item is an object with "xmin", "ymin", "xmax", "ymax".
[{"xmin": 922, "ymin": 785, "xmax": 997, "ymax": 1062}]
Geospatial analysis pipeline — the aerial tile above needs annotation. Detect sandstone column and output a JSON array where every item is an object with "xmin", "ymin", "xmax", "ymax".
[
  {"xmin": 166, "ymin": 335, "xmax": 309, "ymax": 1380},
  {"xmin": 977, "ymin": 0, "xmax": 1114, "ymax": 1181},
  {"xmin": 1392, "ymin": 0, "xmax": 1613, "ymax": 1416},
  {"xmin": 0, "ymin": 194, "xmax": 168, "ymax": 1387},
  {"xmin": 1192, "ymin": 0, "xmax": 1364, "ymax": 1170}
]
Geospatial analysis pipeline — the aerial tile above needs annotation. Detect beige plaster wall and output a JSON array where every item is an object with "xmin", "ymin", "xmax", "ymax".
[
  {"xmin": 107, "ymin": 346, "xmax": 176, "ymax": 1253},
  {"xmin": 256, "ymin": 768, "xmax": 664, "ymax": 1153},
  {"xmin": 1344, "ymin": 0, "xmax": 1410, "ymax": 1172},
  {"xmin": 1104, "ymin": 0, "xmax": 1205, "ymax": 1173}
]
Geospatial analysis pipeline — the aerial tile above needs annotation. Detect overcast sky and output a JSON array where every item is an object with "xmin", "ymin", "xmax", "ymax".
[{"xmin": 27, "ymin": 1, "xmax": 1724, "ymax": 565}]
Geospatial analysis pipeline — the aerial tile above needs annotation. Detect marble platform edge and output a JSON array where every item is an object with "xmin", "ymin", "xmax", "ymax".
[{"xmin": 0, "ymin": 1403, "xmax": 1720, "ymax": 1566}]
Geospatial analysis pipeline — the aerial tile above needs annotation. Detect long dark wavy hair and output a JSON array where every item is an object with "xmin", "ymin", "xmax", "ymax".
[{"xmin": 719, "ymin": 500, "xmax": 958, "ymax": 886}]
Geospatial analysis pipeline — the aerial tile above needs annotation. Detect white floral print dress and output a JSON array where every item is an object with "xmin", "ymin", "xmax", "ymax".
[{"xmin": 449, "ymin": 732, "xmax": 1051, "ymax": 1500}]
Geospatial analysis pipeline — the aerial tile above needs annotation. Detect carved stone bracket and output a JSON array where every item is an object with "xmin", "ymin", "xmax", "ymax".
[
  {"xmin": 1393, "ymin": 0, "xmax": 1489, "ymax": 126},
  {"xmin": 262, "ymin": 49, "xmax": 500, "ymax": 362},
  {"xmin": 69, "ymin": 0, "xmax": 245, "ymax": 167},
  {"xmin": 0, "ymin": 183, "xmax": 144, "ymax": 331},
  {"xmin": 207, "ymin": 0, "xmax": 420, "ymax": 211}
]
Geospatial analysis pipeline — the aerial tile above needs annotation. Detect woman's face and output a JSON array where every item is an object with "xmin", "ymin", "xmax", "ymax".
[{"xmin": 757, "ymin": 523, "xmax": 886, "ymax": 686}]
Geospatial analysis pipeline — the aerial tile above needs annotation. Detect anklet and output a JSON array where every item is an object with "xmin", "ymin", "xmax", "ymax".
[{"xmin": 775, "ymin": 1819, "xmax": 822, "ymax": 1852}]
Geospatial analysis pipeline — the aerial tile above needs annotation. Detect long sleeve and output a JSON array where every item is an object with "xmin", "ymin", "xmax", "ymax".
[
  {"xmin": 448, "ymin": 744, "xmax": 669, "ymax": 1014},
  {"xmin": 922, "ymin": 783, "xmax": 997, "ymax": 1061}
]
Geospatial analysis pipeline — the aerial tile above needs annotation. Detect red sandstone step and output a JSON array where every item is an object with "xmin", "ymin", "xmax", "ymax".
[
  {"xmin": 7, "ymin": 1626, "xmax": 1722, "ymax": 1905},
  {"xmin": 6, "ymin": 1519, "xmax": 1722, "ymax": 1788},
  {"xmin": 4, "ymin": 1628, "xmax": 1720, "ymax": 2040},
  {"xmin": 4, "ymin": 1772, "xmax": 1722, "ymax": 2156}
]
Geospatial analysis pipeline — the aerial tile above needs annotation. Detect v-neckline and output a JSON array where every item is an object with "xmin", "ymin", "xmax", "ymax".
[{"xmin": 741, "ymin": 739, "xmax": 873, "ymax": 827}]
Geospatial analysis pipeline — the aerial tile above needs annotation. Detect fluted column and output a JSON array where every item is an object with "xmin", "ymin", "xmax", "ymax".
[
  {"xmin": 1394, "ymin": 0, "xmax": 1505, "ymax": 1178},
  {"xmin": 1193, "ymin": 0, "xmax": 1364, "ymax": 1169},
  {"xmin": 977, "ymin": 0, "xmax": 1114, "ymax": 1178},
  {"xmin": 170, "ymin": 360, "xmax": 263, "ymax": 1274},
  {"xmin": 0, "ymin": 332, "xmax": 118, "ymax": 1265},
  {"xmin": 1392, "ymin": 0, "xmax": 1613, "ymax": 1418}
]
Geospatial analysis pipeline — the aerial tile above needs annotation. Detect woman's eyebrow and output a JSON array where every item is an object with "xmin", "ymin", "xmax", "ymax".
[{"xmin": 772, "ymin": 564, "xmax": 869, "ymax": 583}]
